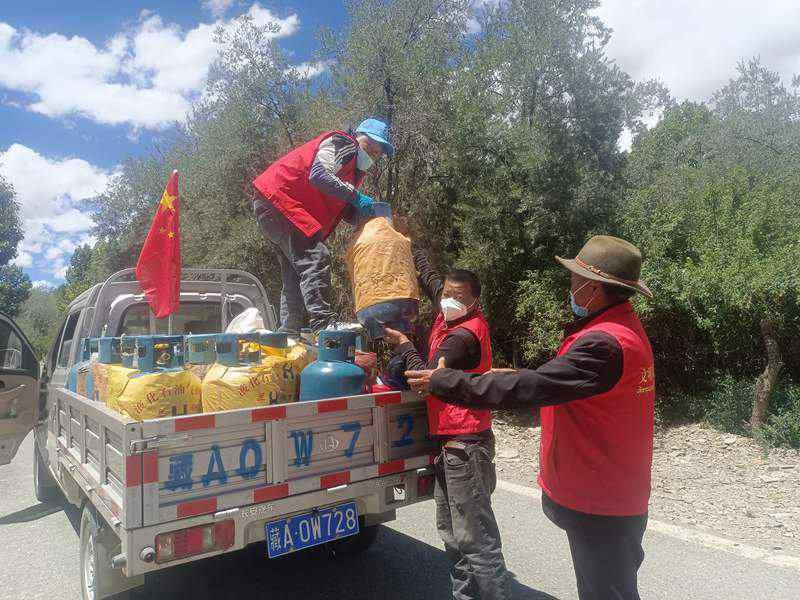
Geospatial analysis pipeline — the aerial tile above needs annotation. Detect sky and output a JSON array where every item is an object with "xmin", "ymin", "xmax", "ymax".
[{"xmin": 2, "ymin": 1, "xmax": 799, "ymax": 287}]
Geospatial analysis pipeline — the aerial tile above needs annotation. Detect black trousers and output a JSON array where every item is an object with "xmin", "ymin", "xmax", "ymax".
[
  {"xmin": 542, "ymin": 493, "xmax": 647, "ymax": 600},
  {"xmin": 434, "ymin": 431, "xmax": 511, "ymax": 600}
]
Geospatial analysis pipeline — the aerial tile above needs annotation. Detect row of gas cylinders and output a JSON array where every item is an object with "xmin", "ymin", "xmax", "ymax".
[{"xmin": 67, "ymin": 330, "xmax": 368, "ymax": 404}]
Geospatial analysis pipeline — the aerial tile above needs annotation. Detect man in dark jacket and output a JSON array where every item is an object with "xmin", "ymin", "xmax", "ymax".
[
  {"xmin": 405, "ymin": 235, "xmax": 655, "ymax": 600},
  {"xmin": 252, "ymin": 119, "xmax": 393, "ymax": 333},
  {"xmin": 384, "ymin": 249, "xmax": 510, "ymax": 600}
]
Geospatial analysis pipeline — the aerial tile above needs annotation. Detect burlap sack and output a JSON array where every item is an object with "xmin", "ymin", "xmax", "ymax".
[
  {"xmin": 95, "ymin": 363, "xmax": 202, "ymax": 420},
  {"xmin": 345, "ymin": 217, "xmax": 420, "ymax": 313}
]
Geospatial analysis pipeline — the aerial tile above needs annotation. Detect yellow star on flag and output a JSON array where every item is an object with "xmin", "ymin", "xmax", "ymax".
[
  {"xmin": 167, "ymin": 231, "xmax": 175, "ymax": 238},
  {"xmin": 160, "ymin": 189, "xmax": 176, "ymax": 212}
]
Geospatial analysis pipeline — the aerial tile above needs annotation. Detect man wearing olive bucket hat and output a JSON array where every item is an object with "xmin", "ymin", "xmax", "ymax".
[{"xmin": 406, "ymin": 235, "xmax": 656, "ymax": 600}]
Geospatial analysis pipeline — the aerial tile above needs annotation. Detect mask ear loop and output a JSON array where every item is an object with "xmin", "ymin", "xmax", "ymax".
[{"xmin": 571, "ymin": 280, "xmax": 596, "ymax": 313}]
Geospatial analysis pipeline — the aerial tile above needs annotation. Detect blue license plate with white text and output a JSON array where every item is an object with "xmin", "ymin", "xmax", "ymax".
[{"xmin": 265, "ymin": 502, "xmax": 359, "ymax": 558}]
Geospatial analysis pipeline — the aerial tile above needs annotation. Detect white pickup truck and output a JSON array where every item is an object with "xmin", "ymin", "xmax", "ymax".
[{"xmin": 0, "ymin": 268, "xmax": 435, "ymax": 600}]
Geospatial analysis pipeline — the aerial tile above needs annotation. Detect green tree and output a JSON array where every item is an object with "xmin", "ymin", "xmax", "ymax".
[
  {"xmin": 0, "ymin": 175, "xmax": 31, "ymax": 316},
  {"xmin": 621, "ymin": 60, "xmax": 800, "ymax": 428},
  {"xmin": 16, "ymin": 285, "xmax": 60, "ymax": 358}
]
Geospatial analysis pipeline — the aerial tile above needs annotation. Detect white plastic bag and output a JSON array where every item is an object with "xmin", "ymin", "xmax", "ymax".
[{"xmin": 226, "ymin": 307, "xmax": 265, "ymax": 333}]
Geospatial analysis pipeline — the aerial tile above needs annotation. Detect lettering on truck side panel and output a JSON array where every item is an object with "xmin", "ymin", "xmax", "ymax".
[
  {"xmin": 392, "ymin": 414, "xmax": 415, "ymax": 447},
  {"xmin": 164, "ymin": 438, "xmax": 265, "ymax": 491}
]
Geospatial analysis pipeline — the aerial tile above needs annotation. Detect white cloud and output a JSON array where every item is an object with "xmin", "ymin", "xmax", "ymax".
[
  {"xmin": 12, "ymin": 250, "xmax": 32, "ymax": 268},
  {"xmin": 32, "ymin": 280, "xmax": 52, "ymax": 289},
  {"xmin": 203, "ymin": 0, "xmax": 235, "ymax": 18},
  {"xmin": 0, "ymin": 144, "xmax": 112, "ymax": 281},
  {"xmin": 285, "ymin": 60, "xmax": 330, "ymax": 79},
  {"xmin": 594, "ymin": 1, "xmax": 800, "ymax": 102},
  {"xmin": 467, "ymin": 0, "xmax": 500, "ymax": 33},
  {"xmin": 0, "ymin": 4, "xmax": 299, "ymax": 130}
]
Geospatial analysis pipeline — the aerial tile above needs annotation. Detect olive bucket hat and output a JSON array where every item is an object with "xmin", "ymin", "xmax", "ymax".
[{"xmin": 556, "ymin": 235, "xmax": 654, "ymax": 299}]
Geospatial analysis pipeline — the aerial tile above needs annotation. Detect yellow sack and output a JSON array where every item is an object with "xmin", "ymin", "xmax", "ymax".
[
  {"xmin": 202, "ymin": 340, "xmax": 314, "ymax": 412},
  {"xmin": 92, "ymin": 363, "xmax": 137, "ymax": 404},
  {"xmin": 96, "ymin": 364, "xmax": 202, "ymax": 420},
  {"xmin": 201, "ymin": 362, "xmax": 286, "ymax": 412},
  {"xmin": 345, "ymin": 217, "xmax": 420, "ymax": 313}
]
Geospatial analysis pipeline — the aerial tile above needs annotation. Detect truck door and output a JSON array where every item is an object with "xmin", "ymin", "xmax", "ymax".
[{"xmin": 0, "ymin": 312, "xmax": 39, "ymax": 466}]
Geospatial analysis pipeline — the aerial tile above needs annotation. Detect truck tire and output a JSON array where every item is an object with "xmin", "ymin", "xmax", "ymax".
[
  {"xmin": 33, "ymin": 438, "xmax": 60, "ymax": 503},
  {"xmin": 80, "ymin": 505, "xmax": 130, "ymax": 600},
  {"xmin": 328, "ymin": 523, "xmax": 381, "ymax": 556}
]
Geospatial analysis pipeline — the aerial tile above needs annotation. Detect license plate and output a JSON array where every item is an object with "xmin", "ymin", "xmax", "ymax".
[{"xmin": 265, "ymin": 502, "xmax": 359, "ymax": 558}]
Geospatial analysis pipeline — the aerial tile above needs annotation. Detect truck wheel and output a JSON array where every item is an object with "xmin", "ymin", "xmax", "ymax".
[
  {"xmin": 80, "ymin": 505, "xmax": 130, "ymax": 600},
  {"xmin": 329, "ymin": 524, "xmax": 381, "ymax": 556},
  {"xmin": 33, "ymin": 438, "xmax": 60, "ymax": 503}
]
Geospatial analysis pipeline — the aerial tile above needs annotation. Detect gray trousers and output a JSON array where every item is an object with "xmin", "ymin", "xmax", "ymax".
[
  {"xmin": 434, "ymin": 432, "xmax": 511, "ymax": 600},
  {"xmin": 254, "ymin": 198, "xmax": 336, "ymax": 332}
]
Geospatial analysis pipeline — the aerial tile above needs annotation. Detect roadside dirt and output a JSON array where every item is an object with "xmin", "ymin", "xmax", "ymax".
[{"xmin": 492, "ymin": 411, "xmax": 800, "ymax": 556}]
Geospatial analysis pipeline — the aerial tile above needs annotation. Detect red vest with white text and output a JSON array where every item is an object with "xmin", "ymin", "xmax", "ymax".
[
  {"xmin": 538, "ymin": 302, "xmax": 655, "ymax": 516},
  {"xmin": 252, "ymin": 131, "xmax": 364, "ymax": 240},
  {"xmin": 426, "ymin": 310, "xmax": 493, "ymax": 436}
]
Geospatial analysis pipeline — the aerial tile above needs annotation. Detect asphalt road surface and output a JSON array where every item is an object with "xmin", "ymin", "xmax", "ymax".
[{"xmin": 1, "ymin": 434, "xmax": 798, "ymax": 599}]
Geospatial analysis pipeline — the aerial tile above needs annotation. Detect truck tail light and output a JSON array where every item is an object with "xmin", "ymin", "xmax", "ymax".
[
  {"xmin": 417, "ymin": 472, "xmax": 435, "ymax": 498},
  {"xmin": 155, "ymin": 520, "xmax": 235, "ymax": 563}
]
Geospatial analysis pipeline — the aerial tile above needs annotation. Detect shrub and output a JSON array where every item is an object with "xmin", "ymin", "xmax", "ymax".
[{"xmin": 758, "ymin": 384, "xmax": 800, "ymax": 448}]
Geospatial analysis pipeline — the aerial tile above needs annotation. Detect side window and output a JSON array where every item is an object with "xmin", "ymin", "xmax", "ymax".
[
  {"xmin": 0, "ymin": 318, "xmax": 37, "ymax": 379},
  {"xmin": 56, "ymin": 312, "xmax": 80, "ymax": 369}
]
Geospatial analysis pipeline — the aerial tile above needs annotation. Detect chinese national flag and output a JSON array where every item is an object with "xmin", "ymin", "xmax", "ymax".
[{"xmin": 136, "ymin": 170, "xmax": 181, "ymax": 318}]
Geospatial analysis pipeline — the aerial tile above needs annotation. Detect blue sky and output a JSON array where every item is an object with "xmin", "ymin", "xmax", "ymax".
[
  {"xmin": 2, "ymin": 1, "xmax": 799, "ymax": 287},
  {"xmin": 0, "ymin": 1, "xmax": 345, "ymax": 286}
]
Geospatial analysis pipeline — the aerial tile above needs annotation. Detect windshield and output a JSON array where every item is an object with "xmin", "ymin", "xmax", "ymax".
[{"xmin": 117, "ymin": 301, "xmax": 245, "ymax": 336}]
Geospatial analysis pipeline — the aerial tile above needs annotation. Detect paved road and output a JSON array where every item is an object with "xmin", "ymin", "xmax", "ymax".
[{"xmin": 1, "ymin": 434, "xmax": 798, "ymax": 599}]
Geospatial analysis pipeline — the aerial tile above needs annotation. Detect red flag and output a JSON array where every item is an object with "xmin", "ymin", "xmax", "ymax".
[{"xmin": 136, "ymin": 170, "xmax": 181, "ymax": 318}]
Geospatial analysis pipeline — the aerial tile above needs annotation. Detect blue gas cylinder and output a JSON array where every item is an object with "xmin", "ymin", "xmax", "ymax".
[
  {"xmin": 185, "ymin": 334, "xmax": 217, "ymax": 365},
  {"xmin": 215, "ymin": 333, "xmax": 261, "ymax": 366},
  {"xmin": 134, "ymin": 336, "xmax": 185, "ymax": 372},
  {"xmin": 299, "ymin": 331, "xmax": 366, "ymax": 402},
  {"xmin": 356, "ymin": 299, "xmax": 420, "ymax": 340},
  {"xmin": 353, "ymin": 202, "xmax": 419, "ymax": 340},
  {"xmin": 98, "ymin": 337, "xmax": 122, "ymax": 365},
  {"xmin": 67, "ymin": 337, "xmax": 95, "ymax": 392}
]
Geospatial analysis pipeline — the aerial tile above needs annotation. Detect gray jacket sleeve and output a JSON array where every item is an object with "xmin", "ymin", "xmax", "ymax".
[{"xmin": 308, "ymin": 134, "xmax": 360, "ymax": 203}]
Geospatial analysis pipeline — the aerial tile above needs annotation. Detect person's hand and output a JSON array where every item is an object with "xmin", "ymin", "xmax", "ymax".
[
  {"xmin": 354, "ymin": 192, "xmax": 375, "ymax": 217},
  {"xmin": 489, "ymin": 368, "xmax": 518, "ymax": 374},
  {"xmin": 382, "ymin": 327, "xmax": 410, "ymax": 347},
  {"xmin": 405, "ymin": 356, "xmax": 446, "ymax": 396}
]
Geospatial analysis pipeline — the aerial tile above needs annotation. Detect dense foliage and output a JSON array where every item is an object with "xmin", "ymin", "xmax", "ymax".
[
  {"xmin": 0, "ymin": 175, "xmax": 31, "ymax": 317},
  {"xmin": 21, "ymin": 1, "xmax": 797, "ymax": 445}
]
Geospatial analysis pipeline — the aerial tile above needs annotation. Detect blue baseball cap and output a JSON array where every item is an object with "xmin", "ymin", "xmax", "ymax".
[{"xmin": 355, "ymin": 118, "xmax": 395, "ymax": 157}]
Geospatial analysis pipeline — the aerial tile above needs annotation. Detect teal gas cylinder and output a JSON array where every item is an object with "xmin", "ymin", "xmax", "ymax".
[
  {"xmin": 215, "ymin": 333, "xmax": 261, "ymax": 366},
  {"xmin": 299, "ymin": 330, "xmax": 366, "ymax": 401},
  {"xmin": 130, "ymin": 335, "xmax": 185, "ymax": 372},
  {"xmin": 98, "ymin": 337, "xmax": 122, "ymax": 364},
  {"xmin": 185, "ymin": 334, "xmax": 217, "ymax": 365},
  {"xmin": 67, "ymin": 337, "xmax": 98, "ymax": 395}
]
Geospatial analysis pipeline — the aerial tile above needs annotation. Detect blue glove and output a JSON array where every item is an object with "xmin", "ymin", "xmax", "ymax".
[{"xmin": 353, "ymin": 192, "xmax": 376, "ymax": 218}]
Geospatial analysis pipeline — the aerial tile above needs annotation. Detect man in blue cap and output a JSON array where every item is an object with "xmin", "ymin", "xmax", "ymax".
[{"xmin": 252, "ymin": 118, "xmax": 394, "ymax": 332}]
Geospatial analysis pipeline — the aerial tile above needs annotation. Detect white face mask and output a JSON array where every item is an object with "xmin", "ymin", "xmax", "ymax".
[
  {"xmin": 357, "ymin": 147, "xmax": 374, "ymax": 171},
  {"xmin": 440, "ymin": 297, "xmax": 469, "ymax": 322}
]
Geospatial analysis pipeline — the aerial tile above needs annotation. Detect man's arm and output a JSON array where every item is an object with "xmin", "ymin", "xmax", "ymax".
[
  {"xmin": 308, "ymin": 134, "xmax": 359, "ymax": 202},
  {"xmin": 395, "ymin": 328, "xmax": 480, "ymax": 372},
  {"xmin": 412, "ymin": 248, "xmax": 444, "ymax": 303},
  {"xmin": 425, "ymin": 332, "xmax": 623, "ymax": 409}
]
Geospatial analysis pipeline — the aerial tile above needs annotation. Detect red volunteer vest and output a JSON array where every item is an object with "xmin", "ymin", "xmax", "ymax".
[
  {"xmin": 538, "ymin": 302, "xmax": 655, "ymax": 516},
  {"xmin": 252, "ymin": 131, "xmax": 364, "ymax": 240},
  {"xmin": 426, "ymin": 309, "xmax": 493, "ymax": 436}
]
